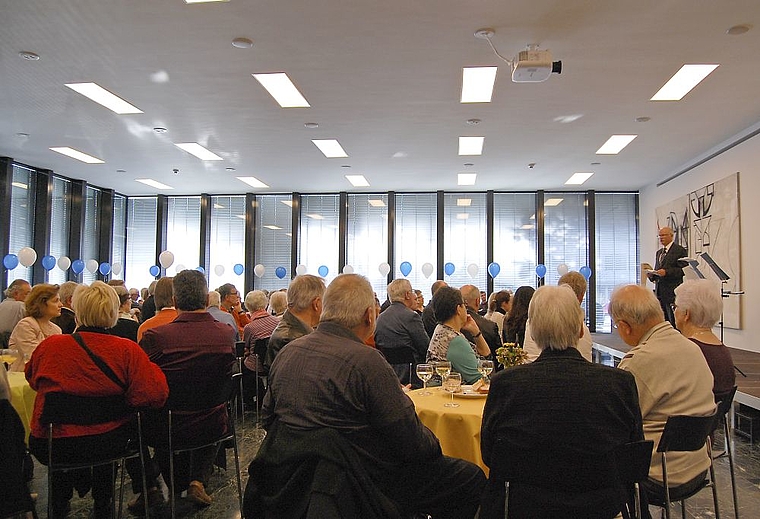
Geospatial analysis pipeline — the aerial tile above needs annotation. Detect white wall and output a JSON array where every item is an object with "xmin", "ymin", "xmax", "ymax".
[{"xmin": 640, "ymin": 128, "xmax": 760, "ymax": 353}]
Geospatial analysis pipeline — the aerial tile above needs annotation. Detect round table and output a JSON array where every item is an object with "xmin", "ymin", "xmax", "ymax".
[
  {"xmin": 407, "ymin": 387, "xmax": 488, "ymax": 475},
  {"xmin": 7, "ymin": 371, "xmax": 36, "ymax": 443}
]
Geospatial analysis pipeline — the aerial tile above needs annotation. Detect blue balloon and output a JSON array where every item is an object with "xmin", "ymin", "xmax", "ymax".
[
  {"xmin": 233, "ymin": 263, "xmax": 244, "ymax": 275},
  {"xmin": 275, "ymin": 266, "xmax": 287, "ymax": 279},
  {"xmin": 72, "ymin": 259, "xmax": 86, "ymax": 275},
  {"xmin": 399, "ymin": 261, "xmax": 412, "ymax": 277},
  {"xmin": 580, "ymin": 266, "xmax": 592, "ymax": 280},
  {"xmin": 99, "ymin": 262, "xmax": 111, "ymax": 276},
  {"xmin": 149, "ymin": 265, "xmax": 160, "ymax": 277},
  {"xmin": 3, "ymin": 254, "xmax": 19, "ymax": 270},
  {"xmin": 41, "ymin": 255, "xmax": 56, "ymax": 271},
  {"xmin": 318, "ymin": 265, "xmax": 329, "ymax": 277},
  {"xmin": 196, "ymin": 266, "xmax": 206, "ymax": 274},
  {"xmin": 535, "ymin": 264, "xmax": 547, "ymax": 279},
  {"xmin": 444, "ymin": 262, "xmax": 455, "ymax": 276},
  {"xmin": 488, "ymin": 262, "xmax": 500, "ymax": 278}
]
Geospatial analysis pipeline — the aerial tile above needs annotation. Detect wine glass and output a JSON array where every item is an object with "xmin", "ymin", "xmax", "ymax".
[
  {"xmin": 477, "ymin": 359, "xmax": 494, "ymax": 384},
  {"xmin": 434, "ymin": 361, "xmax": 451, "ymax": 386},
  {"xmin": 0, "ymin": 349, "xmax": 19, "ymax": 368},
  {"xmin": 415, "ymin": 363, "xmax": 434, "ymax": 395},
  {"xmin": 443, "ymin": 372, "xmax": 462, "ymax": 408}
]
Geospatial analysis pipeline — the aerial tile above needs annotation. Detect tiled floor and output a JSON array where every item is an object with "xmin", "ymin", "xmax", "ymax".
[{"xmin": 24, "ymin": 410, "xmax": 760, "ymax": 518}]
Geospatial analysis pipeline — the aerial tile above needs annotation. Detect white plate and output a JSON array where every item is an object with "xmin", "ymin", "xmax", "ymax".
[{"xmin": 454, "ymin": 385, "xmax": 488, "ymax": 398}]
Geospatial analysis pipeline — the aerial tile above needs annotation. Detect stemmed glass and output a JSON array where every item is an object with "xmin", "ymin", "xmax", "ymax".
[
  {"xmin": 434, "ymin": 361, "xmax": 451, "ymax": 388},
  {"xmin": 415, "ymin": 364, "xmax": 434, "ymax": 395},
  {"xmin": 0, "ymin": 349, "xmax": 19, "ymax": 368},
  {"xmin": 443, "ymin": 372, "xmax": 462, "ymax": 408},
  {"xmin": 477, "ymin": 359, "xmax": 494, "ymax": 384}
]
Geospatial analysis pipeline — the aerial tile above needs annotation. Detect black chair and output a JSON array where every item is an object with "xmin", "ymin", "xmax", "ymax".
[
  {"xmin": 234, "ymin": 340, "xmax": 247, "ymax": 423},
  {"xmin": 713, "ymin": 387, "xmax": 739, "ymax": 519},
  {"xmin": 613, "ymin": 440, "xmax": 654, "ymax": 519},
  {"xmin": 0, "ymin": 400, "xmax": 38, "ymax": 519},
  {"xmin": 40, "ymin": 393, "xmax": 149, "ymax": 519},
  {"xmin": 167, "ymin": 372, "xmax": 243, "ymax": 519},
  {"xmin": 378, "ymin": 346, "xmax": 416, "ymax": 386},
  {"xmin": 649, "ymin": 413, "xmax": 720, "ymax": 519}
]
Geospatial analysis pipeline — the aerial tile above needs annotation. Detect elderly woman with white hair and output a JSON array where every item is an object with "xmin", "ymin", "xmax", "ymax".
[{"xmin": 673, "ymin": 279, "xmax": 736, "ymax": 397}]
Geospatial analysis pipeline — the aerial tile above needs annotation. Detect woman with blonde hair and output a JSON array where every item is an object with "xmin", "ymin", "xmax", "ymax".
[{"xmin": 9, "ymin": 283, "xmax": 62, "ymax": 371}]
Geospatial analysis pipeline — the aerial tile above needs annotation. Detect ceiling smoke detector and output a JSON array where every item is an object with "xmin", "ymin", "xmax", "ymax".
[{"xmin": 18, "ymin": 51, "xmax": 40, "ymax": 61}]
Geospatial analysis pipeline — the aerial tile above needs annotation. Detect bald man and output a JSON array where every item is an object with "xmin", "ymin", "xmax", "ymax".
[{"xmin": 647, "ymin": 227, "xmax": 687, "ymax": 326}]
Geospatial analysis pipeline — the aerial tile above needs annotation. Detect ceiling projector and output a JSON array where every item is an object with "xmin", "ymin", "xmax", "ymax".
[{"xmin": 511, "ymin": 48, "xmax": 562, "ymax": 83}]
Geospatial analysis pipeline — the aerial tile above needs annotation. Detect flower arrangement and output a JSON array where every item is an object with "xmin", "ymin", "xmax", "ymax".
[{"xmin": 495, "ymin": 342, "xmax": 528, "ymax": 368}]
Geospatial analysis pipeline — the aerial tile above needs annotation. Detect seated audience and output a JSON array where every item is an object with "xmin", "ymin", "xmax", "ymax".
[
  {"xmin": 250, "ymin": 274, "xmax": 485, "ymax": 518},
  {"xmin": 0, "ymin": 279, "xmax": 31, "ymax": 337},
  {"xmin": 139, "ymin": 280, "xmax": 158, "ymax": 323},
  {"xmin": 207, "ymin": 290, "xmax": 240, "ymax": 341},
  {"xmin": 481, "ymin": 285, "xmax": 643, "ymax": 519},
  {"xmin": 422, "ymin": 280, "xmax": 448, "ymax": 337},
  {"xmin": 137, "ymin": 277, "xmax": 176, "ymax": 342},
  {"xmin": 460, "ymin": 285, "xmax": 501, "ymax": 361},
  {"xmin": 242, "ymin": 290, "xmax": 280, "ymax": 403},
  {"xmin": 51, "ymin": 281, "xmax": 78, "ymax": 334},
  {"xmin": 9, "ymin": 284, "xmax": 62, "ymax": 371},
  {"xmin": 483, "ymin": 290, "xmax": 511, "ymax": 338},
  {"xmin": 426, "ymin": 286, "xmax": 491, "ymax": 384},
  {"xmin": 25, "ymin": 282, "xmax": 168, "ymax": 519},
  {"xmin": 610, "ymin": 284, "xmax": 715, "ymax": 504},
  {"xmin": 502, "ymin": 286, "xmax": 534, "ymax": 347},
  {"xmin": 268, "ymin": 290, "xmax": 288, "ymax": 318},
  {"xmin": 217, "ymin": 283, "xmax": 251, "ymax": 337},
  {"xmin": 414, "ymin": 289, "xmax": 424, "ymax": 315},
  {"xmin": 109, "ymin": 286, "xmax": 140, "ymax": 342},
  {"xmin": 674, "ymin": 279, "xmax": 736, "ymax": 397}
]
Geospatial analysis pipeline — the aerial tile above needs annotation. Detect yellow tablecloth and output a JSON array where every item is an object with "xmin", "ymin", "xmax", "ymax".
[
  {"xmin": 8, "ymin": 371, "xmax": 36, "ymax": 443},
  {"xmin": 408, "ymin": 387, "xmax": 488, "ymax": 475}
]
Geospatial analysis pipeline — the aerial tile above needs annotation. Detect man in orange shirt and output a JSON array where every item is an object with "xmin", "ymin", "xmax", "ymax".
[
  {"xmin": 217, "ymin": 283, "xmax": 250, "ymax": 337},
  {"xmin": 137, "ymin": 277, "xmax": 177, "ymax": 342}
]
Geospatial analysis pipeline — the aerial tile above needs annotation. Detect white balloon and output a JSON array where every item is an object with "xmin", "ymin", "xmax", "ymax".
[
  {"xmin": 86, "ymin": 259, "xmax": 99, "ymax": 274},
  {"xmin": 159, "ymin": 250, "xmax": 175, "ymax": 269},
  {"xmin": 467, "ymin": 263, "xmax": 479, "ymax": 278},
  {"xmin": 254, "ymin": 264, "xmax": 266, "ymax": 277},
  {"xmin": 57, "ymin": 256, "xmax": 71, "ymax": 271},
  {"xmin": 111, "ymin": 262, "xmax": 123, "ymax": 276},
  {"xmin": 175, "ymin": 264, "xmax": 185, "ymax": 273},
  {"xmin": 18, "ymin": 247, "xmax": 37, "ymax": 267},
  {"xmin": 421, "ymin": 262, "xmax": 434, "ymax": 279},
  {"xmin": 557, "ymin": 263, "xmax": 569, "ymax": 276},
  {"xmin": 214, "ymin": 264, "xmax": 225, "ymax": 276},
  {"xmin": 342, "ymin": 264, "xmax": 354, "ymax": 274},
  {"xmin": 378, "ymin": 262, "xmax": 391, "ymax": 276},
  {"xmin": 296, "ymin": 264, "xmax": 307, "ymax": 275}
]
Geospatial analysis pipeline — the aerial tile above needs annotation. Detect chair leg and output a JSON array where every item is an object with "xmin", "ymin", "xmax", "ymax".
[
  {"xmin": 662, "ymin": 454, "xmax": 671, "ymax": 519},
  {"xmin": 706, "ymin": 441, "xmax": 721, "ymax": 519},
  {"xmin": 680, "ymin": 500, "xmax": 685, "ymax": 519},
  {"xmin": 230, "ymin": 416, "xmax": 244, "ymax": 514},
  {"xmin": 503, "ymin": 481, "xmax": 509, "ymax": 519},
  {"xmin": 169, "ymin": 412, "xmax": 176, "ymax": 519},
  {"xmin": 724, "ymin": 415, "xmax": 739, "ymax": 519},
  {"xmin": 634, "ymin": 482, "xmax": 642, "ymax": 519}
]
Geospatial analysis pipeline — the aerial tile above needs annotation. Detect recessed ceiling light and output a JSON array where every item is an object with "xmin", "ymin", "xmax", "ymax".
[
  {"xmin": 565, "ymin": 172, "xmax": 594, "ymax": 185},
  {"xmin": 392, "ymin": 151, "xmax": 408, "ymax": 158},
  {"xmin": 65, "ymin": 82, "xmax": 143, "ymax": 114},
  {"xmin": 213, "ymin": 203, "xmax": 225, "ymax": 209},
  {"xmin": 650, "ymin": 64, "xmax": 719, "ymax": 101},
  {"xmin": 529, "ymin": 214, "xmax": 535, "ymax": 220},
  {"xmin": 545, "ymin": 198, "xmax": 564, "ymax": 207},
  {"xmin": 726, "ymin": 24, "xmax": 751, "ymax": 36},
  {"xmin": 461, "ymin": 67, "xmax": 498, "ymax": 103},
  {"xmin": 50, "ymin": 146, "xmax": 104, "ymax": 164},
  {"xmin": 135, "ymin": 178, "xmax": 173, "ymax": 190},
  {"xmin": 596, "ymin": 135, "xmax": 637, "ymax": 155},
  {"xmin": 459, "ymin": 136, "xmax": 484, "ymax": 156},
  {"xmin": 11, "ymin": 182, "xmax": 28, "ymax": 190},
  {"xmin": 231, "ymin": 37, "xmax": 253, "ymax": 49},
  {"xmin": 304, "ymin": 122, "xmax": 319, "ymax": 129},
  {"xmin": 235, "ymin": 214, "xmax": 247, "ymax": 220},
  {"xmin": 281, "ymin": 200, "xmax": 294, "ymax": 207},
  {"xmin": 253, "ymin": 72, "xmax": 310, "ymax": 108},
  {"xmin": 307, "ymin": 213, "xmax": 324, "ymax": 220},
  {"xmin": 312, "ymin": 139, "xmax": 348, "ymax": 158},
  {"xmin": 553, "ymin": 114, "xmax": 583, "ymax": 124},
  {"xmin": 153, "ymin": 127, "xmax": 168, "ymax": 134},
  {"xmin": 457, "ymin": 198, "xmax": 472, "ymax": 206},
  {"xmin": 346, "ymin": 175, "xmax": 370, "ymax": 187},
  {"xmin": 458, "ymin": 173, "xmax": 477, "ymax": 186},
  {"xmin": 18, "ymin": 51, "xmax": 40, "ymax": 61},
  {"xmin": 521, "ymin": 224, "xmax": 535, "ymax": 230},
  {"xmin": 368, "ymin": 199, "xmax": 386, "ymax": 207},
  {"xmin": 175, "ymin": 142, "xmax": 223, "ymax": 161},
  {"xmin": 466, "ymin": 118, "xmax": 481, "ymax": 126},
  {"xmin": 456, "ymin": 213, "xmax": 470, "ymax": 220},
  {"xmin": 237, "ymin": 176, "xmax": 269, "ymax": 188},
  {"xmin": 263, "ymin": 225, "xmax": 282, "ymax": 230}
]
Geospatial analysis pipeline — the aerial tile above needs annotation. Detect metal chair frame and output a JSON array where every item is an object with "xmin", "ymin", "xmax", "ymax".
[{"xmin": 713, "ymin": 386, "xmax": 739, "ymax": 519}]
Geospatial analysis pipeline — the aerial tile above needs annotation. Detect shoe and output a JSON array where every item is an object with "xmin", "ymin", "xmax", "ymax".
[
  {"xmin": 127, "ymin": 487, "xmax": 164, "ymax": 514},
  {"xmin": 186, "ymin": 480, "xmax": 212, "ymax": 506}
]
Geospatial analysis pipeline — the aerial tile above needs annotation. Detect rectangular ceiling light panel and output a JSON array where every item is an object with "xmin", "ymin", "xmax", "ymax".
[
  {"xmin": 368, "ymin": 199, "xmax": 386, "ymax": 207},
  {"xmin": 650, "ymin": 64, "xmax": 719, "ymax": 101},
  {"xmin": 263, "ymin": 225, "xmax": 282, "ymax": 230},
  {"xmin": 458, "ymin": 136, "xmax": 484, "ymax": 156},
  {"xmin": 596, "ymin": 135, "xmax": 637, "ymax": 155},
  {"xmin": 65, "ymin": 83, "xmax": 143, "ymax": 114},
  {"xmin": 544, "ymin": 198, "xmax": 564, "ymax": 207},
  {"xmin": 565, "ymin": 172, "xmax": 594, "ymax": 185},
  {"xmin": 49, "ymin": 146, "xmax": 104, "ymax": 164},
  {"xmin": 135, "ymin": 178, "xmax": 173, "ymax": 190},
  {"xmin": 312, "ymin": 139, "xmax": 348, "ymax": 158},
  {"xmin": 345, "ymin": 175, "xmax": 370, "ymax": 187},
  {"xmin": 457, "ymin": 198, "xmax": 472, "ymax": 206},
  {"xmin": 458, "ymin": 173, "xmax": 477, "ymax": 186},
  {"xmin": 237, "ymin": 176, "xmax": 269, "ymax": 188},
  {"xmin": 175, "ymin": 142, "xmax": 223, "ymax": 161},
  {"xmin": 461, "ymin": 67, "xmax": 498, "ymax": 103},
  {"xmin": 253, "ymin": 73, "xmax": 310, "ymax": 108}
]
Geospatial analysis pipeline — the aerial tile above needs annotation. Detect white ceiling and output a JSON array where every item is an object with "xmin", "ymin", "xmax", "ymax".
[{"xmin": 1, "ymin": 0, "xmax": 759, "ymax": 196}]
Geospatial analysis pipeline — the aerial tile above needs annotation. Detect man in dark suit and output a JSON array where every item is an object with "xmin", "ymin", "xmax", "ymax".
[
  {"xmin": 480, "ymin": 285, "xmax": 644, "ymax": 519},
  {"xmin": 422, "ymin": 280, "xmax": 447, "ymax": 337},
  {"xmin": 460, "ymin": 285, "xmax": 501, "ymax": 357},
  {"xmin": 648, "ymin": 226, "xmax": 687, "ymax": 326}
]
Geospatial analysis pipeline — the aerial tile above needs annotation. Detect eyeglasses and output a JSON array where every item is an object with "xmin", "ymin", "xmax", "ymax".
[{"xmin": 670, "ymin": 303, "xmax": 678, "ymax": 312}]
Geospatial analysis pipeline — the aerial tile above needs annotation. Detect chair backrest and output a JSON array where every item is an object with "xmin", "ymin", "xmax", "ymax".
[
  {"xmin": 378, "ymin": 345, "xmax": 416, "ymax": 366},
  {"xmin": 252, "ymin": 337, "xmax": 269, "ymax": 359},
  {"xmin": 41, "ymin": 392, "xmax": 132, "ymax": 426},
  {"xmin": 715, "ymin": 385, "xmax": 738, "ymax": 418},
  {"xmin": 235, "ymin": 340, "xmax": 246, "ymax": 358},
  {"xmin": 613, "ymin": 440, "xmax": 654, "ymax": 485},
  {"xmin": 656, "ymin": 413, "xmax": 717, "ymax": 453},
  {"xmin": 167, "ymin": 372, "xmax": 240, "ymax": 412}
]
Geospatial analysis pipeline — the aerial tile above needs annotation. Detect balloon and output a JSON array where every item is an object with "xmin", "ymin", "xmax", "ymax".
[
  {"xmin": 378, "ymin": 262, "xmax": 390, "ymax": 276},
  {"xmin": 318, "ymin": 265, "xmax": 329, "ymax": 277},
  {"xmin": 149, "ymin": 265, "xmax": 160, "ymax": 277},
  {"xmin": 3, "ymin": 254, "xmax": 19, "ymax": 270},
  {"xmin": 421, "ymin": 262, "xmax": 434, "ymax": 279},
  {"xmin": 580, "ymin": 266, "xmax": 592, "ymax": 280},
  {"xmin": 174, "ymin": 264, "xmax": 185, "ymax": 273},
  {"xmin": 254, "ymin": 264, "xmax": 265, "ymax": 277},
  {"xmin": 159, "ymin": 250, "xmax": 175, "ymax": 269},
  {"xmin": 342, "ymin": 264, "xmax": 354, "ymax": 274},
  {"xmin": 275, "ymin": 266, "xmax": 287, "ymax": 279},
  {"xmin": 399, "ymin": 261, "xmax": 412, "ymax": 277},
  {"xmin": 99, "ymin": 262, "xmax": 111, "ymax": 276},
  {"xmin": 535, "ymin": 264, "xmax": 547, "ymax": 278},
  {"xmin": 18, "ymin": 247, "xmax": 37, "ymax": 267},
  {"xmin": 296, "ymin": 264, "xmax": 307, "ymax": 276},
  {"xmin": 57, "ymin": 256, "xmax": 71, "ymax": 271},
  {"xmin": 196, "ymin": 266, "xmax": 206, "ymax": 274},
  {"xmin": 214, "ymin": 265, "xmax": 225, "ymax": 276},
  {"xmin": 444, "ymin": 262, "xmax": 455, "ymax": 276},
  {"xmin": 467, "ymin": 263, "xmax": 479, "ymax": 278},
  {"xmin": 85, "ymin": 259, "xmax": 99, "ymax": 274},
  {"xmin": 557, "ymin": 263, "xmax": 569, "ymax": 276},
  {"xmin": 41, "ymin": 255, "xmax": 56, "ymax": 271},
  {"xmin": 488, "ymin": 262, "xmax": 500, "ymax": 278},
  {"xmin": 233, "ymin": 263, "xmax": 244, "ymax": 275},
  {"xmin": 71, "ymin": 259, "xmax": 85, "ymax": 275}
]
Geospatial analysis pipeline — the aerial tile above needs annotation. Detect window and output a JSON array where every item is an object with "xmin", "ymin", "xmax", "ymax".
[
  {"xmin": 299, "ymin": 195, "xmax": 339, "ymax": 284},
  {"xmin": 395, "ymin": 193, "xmax": 437, "ymax": 300},
  {"xmin": 493, "ymin": 193, "xmax": 537, "ymax": 291},
  {"xmin": 166, "ymin": 196, "xmax": 201, "ymax": 275},
  {"xmin": 48, "ymin": 177, "xmax": 71, "ymax": 285},
  {"xmin": 126, "ymin": 197, "xmax": 158, "ymax": 291},
  {"xmin": 80, "ymin": 187, "xmax": 101, "ymax": 284},
  {"xmin": 443, "ymin": 193, "xmax": 487, "ymax": 292},
  {"xmin": 111, "ymin": 194, "xmax": 127, "ymax": 281},
  {"xmin": 7, "ymin": 165, "xmax": 35, "ymax": 284},
  {"xmin": 253, "ymin": 195, "xmax": 293, "ymax": 292},
  {"xmin": 347, "ymin": 194, "xmax": 389, "ymax": 301},
  {"xmin": 209, "ymin": 195, "xmax": 246, "ymax": 291}
]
